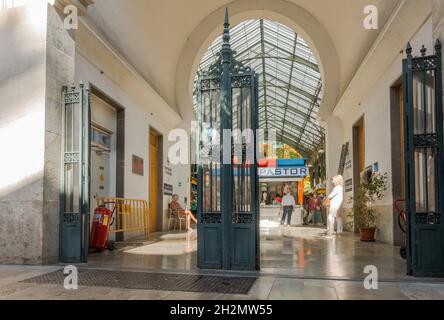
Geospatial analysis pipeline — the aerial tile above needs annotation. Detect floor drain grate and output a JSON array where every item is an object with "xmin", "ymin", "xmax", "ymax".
[{"xmin": 22, "ymin": 269, "xmax": 257, "ymax": 295}]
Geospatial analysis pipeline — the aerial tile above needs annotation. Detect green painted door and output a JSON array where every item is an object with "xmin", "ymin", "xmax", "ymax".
[
  {"xmin": 60, "ymin": 84, "xmax": 91, "ymax": 263},
  {"xmin": 197, "ymin": 10, "xmax": 259, "ymax": 271},
  {"xmin": 403, "ymin": 42, "xmax": 444, "ymax": 277}
]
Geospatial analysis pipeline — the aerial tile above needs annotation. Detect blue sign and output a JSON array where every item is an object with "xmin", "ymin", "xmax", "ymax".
[{"xmin": 277, "ymin": 159, "xmax": 306, "ymax": 167}]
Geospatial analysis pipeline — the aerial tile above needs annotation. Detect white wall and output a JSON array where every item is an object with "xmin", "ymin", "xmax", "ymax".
[{"xmin": 75, "ymin": 20, "xmax": 189, "ymax": 231}]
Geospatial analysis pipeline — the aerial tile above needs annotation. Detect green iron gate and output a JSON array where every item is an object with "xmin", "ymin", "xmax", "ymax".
[
  {"xmin": 60, "ymin": 84, "xmax": 91, "ymax": 263},
  {"xmin": 196, "ymin": 10, "xmax": 260, "ymax": 271},
  {"xmin": 403, "ymin": 41, "xmax": 444, "ymax": 277}
]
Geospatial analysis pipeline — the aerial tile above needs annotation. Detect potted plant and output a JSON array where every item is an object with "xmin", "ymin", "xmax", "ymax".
[{"xmin": 355, "ymin": 172, "xmax": 388, "ymax": 242}]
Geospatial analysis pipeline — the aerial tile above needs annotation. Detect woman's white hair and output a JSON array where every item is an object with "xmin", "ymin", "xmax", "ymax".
[{"xmin": 333, "ymin": 175, "xmax": 344, "ymax": 187}]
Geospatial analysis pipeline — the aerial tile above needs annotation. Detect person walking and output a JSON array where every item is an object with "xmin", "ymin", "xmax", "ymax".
[
  {"xmin": 280, "ymin": 186, "xmax": 296, "ymax": 226},
  {"xmin": 326, "ymin": 175, "xmax": 345, "ymax": 235}
]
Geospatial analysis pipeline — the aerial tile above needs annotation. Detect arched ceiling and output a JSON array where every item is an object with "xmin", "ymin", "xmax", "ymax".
[
  {"xmin": 197, "ymin": 19, "xmax": 324, "ymax": 157},
  {"xmin": 85, "ymin": 0, "xmax": 400, "ymax": 116}
]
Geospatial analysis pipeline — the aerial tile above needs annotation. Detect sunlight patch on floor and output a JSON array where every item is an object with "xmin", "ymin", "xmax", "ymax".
[{"xmin": 124, "ymin": 232, "xmax": 197, "ymax": 256}]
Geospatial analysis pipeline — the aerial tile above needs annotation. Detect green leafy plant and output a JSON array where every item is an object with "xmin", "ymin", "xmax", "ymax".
[{"xmin": 351, "ymin": 172, "xmax": 388, "ymax": 229}]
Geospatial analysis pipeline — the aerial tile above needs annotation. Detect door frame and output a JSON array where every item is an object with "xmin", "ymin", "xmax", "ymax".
[
  {"xmin": 90, "ymin": 85, "xmax": 126, "ymax": 241},
  {"xmin": 149, "ymin": 127, "xmax": 164, "ymax": 232},
  {"xmin": 389, "ymin": 79, "xmax": 405, "ymax": 246},
  {"xmin": 352, "ymin": 116, "xmax": 365, "ymax": 232}
]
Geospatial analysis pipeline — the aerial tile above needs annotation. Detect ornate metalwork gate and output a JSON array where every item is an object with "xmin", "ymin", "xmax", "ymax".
[
  {"xmin": 60, "ymin": 84, "xmax": 91, "ymax": 263},
  {"xmin": 196, "ymin": 10, "xmax": 260, "ymax": 271},
  {"xmin": 403, "ymin": 41, "xmax": 444, "ymax": 277}
]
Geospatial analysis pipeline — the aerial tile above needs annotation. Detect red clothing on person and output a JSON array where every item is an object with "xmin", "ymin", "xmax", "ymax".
[{"xmin": 308, "ymin": 197, "xmax": 321, "ymax": 211}]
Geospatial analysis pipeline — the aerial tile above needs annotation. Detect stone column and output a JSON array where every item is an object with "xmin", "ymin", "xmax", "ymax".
[
  {"xmin": 0, "ymin": 1, "xmax": 94, "ymax": 264},
  {"xmin": 41, "ymin": 4, "xmax": 76, "ymax": 264}
]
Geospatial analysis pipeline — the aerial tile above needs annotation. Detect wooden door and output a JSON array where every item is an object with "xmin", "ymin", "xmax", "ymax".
[{"xmin": 149, "ymin": 130, "xmax": 158, "ymax": 233}]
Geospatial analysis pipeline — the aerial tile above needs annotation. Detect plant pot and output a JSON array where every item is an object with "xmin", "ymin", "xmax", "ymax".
[{"xmin": 360, "ymin": 227, "xmax": 376, "ymax": 242}]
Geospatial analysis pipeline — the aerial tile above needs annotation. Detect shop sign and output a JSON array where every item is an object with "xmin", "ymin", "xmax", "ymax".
[{"xmin": 258, "ymin": 167, "xmax": 308, "ymax": 178}]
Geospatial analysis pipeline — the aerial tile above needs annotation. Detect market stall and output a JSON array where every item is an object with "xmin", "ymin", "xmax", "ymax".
[{"xmin": 258, "ymin": 159, "xmax": 309, "ymax": 227}]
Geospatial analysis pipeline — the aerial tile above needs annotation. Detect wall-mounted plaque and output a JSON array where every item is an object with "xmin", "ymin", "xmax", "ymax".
[
  {"xmin": 132, "ymin": 155, "xmax": 144, "ymax": 176},
  {"xmin": 164, "ymin": 183, "xmax": 173, "ymax": 196},
  {"xmin": 345, "ymin": 178, "xmax": 353, "ymax": 193}
]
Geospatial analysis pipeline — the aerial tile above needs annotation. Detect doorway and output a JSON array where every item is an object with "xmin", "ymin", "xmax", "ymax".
[
  {"xmin": 90, "ymin": 94, "xmax": 117, "ymax": 231},
  {"xmin": 390, "ymin": 81, "xmax": 406, "ymax": 246},
  {"xmin": 149, "ymin": 128, "xmax": 163, "ymax": 233},
  {"xmin": 352, "ymin": 117, "xmax": 365, "ymax": 232}
]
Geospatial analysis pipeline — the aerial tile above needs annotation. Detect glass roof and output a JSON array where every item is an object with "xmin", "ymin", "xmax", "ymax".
[{"xmin": 196, "ymin": 19, "xmax": 324, "ymax": 157}]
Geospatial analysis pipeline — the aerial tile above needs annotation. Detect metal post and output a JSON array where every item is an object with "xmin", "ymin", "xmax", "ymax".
[
  {"xmin": 220, "ymin": 8, "xmax": 233, "ymax": 270},
  {"xmin": 403, "ymin": 42, "xmax": 414, "ymax": 275}
]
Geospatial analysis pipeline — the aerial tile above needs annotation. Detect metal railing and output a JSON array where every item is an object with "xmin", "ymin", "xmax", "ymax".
[{"xmin": 96, "ymin": 197, "xmax": 150, "ymax": 240}]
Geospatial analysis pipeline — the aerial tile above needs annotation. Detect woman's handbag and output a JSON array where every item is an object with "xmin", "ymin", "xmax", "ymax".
[{"xmin": 323, "ymin": 197, "xmax": 331, "ymax": 208}]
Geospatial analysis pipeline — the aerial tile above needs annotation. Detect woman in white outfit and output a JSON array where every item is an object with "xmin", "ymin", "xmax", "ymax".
[{"xmin": 327, "ymin": 175, "xmax": 344, "ymax": 235}]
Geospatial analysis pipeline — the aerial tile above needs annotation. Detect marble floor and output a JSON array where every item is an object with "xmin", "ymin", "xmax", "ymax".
[
  {"xmin": 82, "ymin": 215, "xmax": 408, "ymax": 282},
  {"xmin": 1, "ymin": 216, "xmax": 443, "ymax": 299},
  {"xmin": 1, "ymin": 265, "xmax": 444, "ymax": 300}
]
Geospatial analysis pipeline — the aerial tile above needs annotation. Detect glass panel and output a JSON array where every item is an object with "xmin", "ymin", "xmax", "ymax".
[
  {"xmin": 232, "ymin": 87, "xmax": 240, "ymax": 131},
  {"xmin": 413, "ymin": 70, "xmax": 436, "ymax": 135},
  {"xmin": 64, "ymin": 163, "xmax": 73, "ymax": 212},
  {"xmin": 427, "ymin": 148, "xmax": 437, "ymax": 212},
  {"xmin": 414, "ymin": 148, "xmax": 433, "ymax": 213},
  {"xmin": 414, "ymin": 148, "xmax": 438, "ymax": 213},
  {"xmin": 72, "ymin": 163, "xmax": 80, "ymax": 213},
  {"xmin": 202, "ymin": 164, "xmax": 210, "ymax": 212},
  {"xmin": 65, "ymin": 104, "xmax": 73, "ymax": 152},
  {"xmin": 425, "ymin": 70, "xmax": 436, "ymax": 135},
  {"xmin": 233, "ymin": 164, "xmax": 253, "ymax": 213},
  {"xmin": 232, "ymin": 85, "xmax": 253, "ymax": 215},
  {"xmin": 211, "ymin": 89, "xmax": 220, "ymax": 132},
  {"xmin": 200, "ymin": 87, "xmax": 221, "ymax": 214},
  {"xmin": 242, "ymin": 87, "xmax": 251, "ymax": 131},
  {"xmin": 202, "ymin": 90, "xmax": 211, "ymax": 124},
  {"xmin": 64, "ymin": 163, "xmax": 80, "ymax": 213},
  {"xmin": 73, "ymin": 103, "xmax": 80, "ymax": 152}
]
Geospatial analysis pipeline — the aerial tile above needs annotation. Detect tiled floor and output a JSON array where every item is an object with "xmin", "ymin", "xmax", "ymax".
[{"xmin": 0, "ymin": 218, "xmax": 443, "ymax": 300}]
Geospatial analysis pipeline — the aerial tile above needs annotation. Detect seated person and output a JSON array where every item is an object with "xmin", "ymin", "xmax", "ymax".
[{"xmin": 170, "ymin": 194, "xmax": 197, "ymax": 231}]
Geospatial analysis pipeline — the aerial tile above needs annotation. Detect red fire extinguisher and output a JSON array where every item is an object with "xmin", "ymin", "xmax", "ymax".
[{"xmin": 89, "ymin": 202, "xmax": 115, "ymax": 252}]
